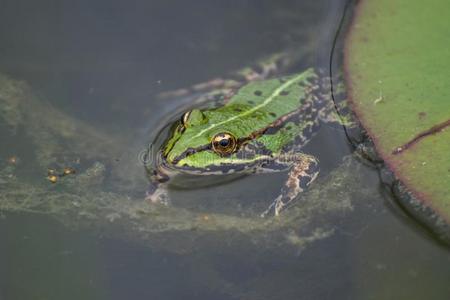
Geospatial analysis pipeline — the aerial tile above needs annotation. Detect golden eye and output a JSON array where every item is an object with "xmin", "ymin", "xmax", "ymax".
[{"xmin": 211, "ymin": 132, "xmax": 237, "ymax": 155}]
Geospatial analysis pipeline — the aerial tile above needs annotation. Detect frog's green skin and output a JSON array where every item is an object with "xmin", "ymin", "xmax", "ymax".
[{"xmin": 147, "ymin": 68, "xmax": 346, "ymax": 216}]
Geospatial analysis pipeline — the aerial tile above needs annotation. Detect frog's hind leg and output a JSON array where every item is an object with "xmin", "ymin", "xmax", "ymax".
[
  {"xmin": 317, "ymin": 73, "xmax": 358, "ymax": 129},
  {"xmin": 260, "ymin": 153, "xmax": 319, "ymax": 217},
  {"xmin": 319, "ymin": 97, "xmax": 358, "ymax": 129}
]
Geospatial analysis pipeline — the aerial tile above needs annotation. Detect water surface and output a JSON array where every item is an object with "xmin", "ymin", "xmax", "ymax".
[{"xmin": 0, "ymin": 1, "xmax": 449, "ymax": 299}]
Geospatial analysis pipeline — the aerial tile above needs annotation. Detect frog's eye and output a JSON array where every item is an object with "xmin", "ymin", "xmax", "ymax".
[{"xmin": 212, "ymin": 132, "xmax": 237, "ymax": 156}]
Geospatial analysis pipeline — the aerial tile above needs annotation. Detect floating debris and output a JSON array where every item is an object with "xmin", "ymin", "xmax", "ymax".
[
  {"xmin": 47, "ymin": 174, "xmax": 58, "ymax": 183},
  {"xmin": 46, "ymin": 166, "xmax": 77, "ymax": 183},
  {"xmin": 62, "ymin": 167, "xmax": 76, "ymax": 176},
  {"xmin": 7, "ymin": 156, "xmax": 18, "ymax": 164}
]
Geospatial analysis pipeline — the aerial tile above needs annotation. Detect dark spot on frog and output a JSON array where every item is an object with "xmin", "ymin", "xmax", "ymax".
[
  {"xmin": 247, "ymin": 100, "xmax": 255, "ymax": 105},
  {"xmin": 418, "ymin": 111, "xmax": 427, "ymax": 120},
  {"xmin": 279, "ymin": 78, "xmax": 287, "ymax": 83},
  {"xmin": 286, "ymin": 125, "xmax": 292, "ymax": 130},
  {"xmin": 280, "ymin": 90, "xmax": 290, "ymax": 96},
  {"xmin": 234, "ymin": 108, "xmax": 242, "ymax": 112},
  {"xmin": 269, "ymin": 112, "xmax": 277, "ymax": 117},
  {"xmin": 298, "ymin": 81, "xmax": 306, "ymax": 87},
  {"xmin": 254, "ymin": 90, "xmax": 263, "ymax": 96}
]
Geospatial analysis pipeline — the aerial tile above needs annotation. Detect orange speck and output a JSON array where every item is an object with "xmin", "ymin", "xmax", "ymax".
[
  {"xmin": 8, "ymin": 156, "xmax": 17, "ymax": 164},
  {"xmin": 47, "ymin": 175, "xmax": 58, "ymax": 183},
  {"xmin": 63, "ymin": 167, "xmax": 76, "ymax": 175}
]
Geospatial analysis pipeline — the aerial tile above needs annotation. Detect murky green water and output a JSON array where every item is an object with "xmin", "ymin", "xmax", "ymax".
[{"xmin": 0, "ymin": 1, "xmax": 449, "ymax": 299}]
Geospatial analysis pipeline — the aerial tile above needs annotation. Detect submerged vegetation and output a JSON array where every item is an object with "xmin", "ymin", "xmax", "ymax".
[{"xmin": 0, "ymin": 72, "xmax": 378, "ymax": 253}]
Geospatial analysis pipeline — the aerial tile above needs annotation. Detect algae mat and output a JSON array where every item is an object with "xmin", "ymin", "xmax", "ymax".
[{"xmin": 345, "ymin": 0, "xmax": 450, "ymax": 222}]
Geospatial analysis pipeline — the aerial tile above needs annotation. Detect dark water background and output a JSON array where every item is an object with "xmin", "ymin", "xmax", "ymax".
[{"xmin": 0, "ymin": 1, "xmax": 449, "ymax": 299}]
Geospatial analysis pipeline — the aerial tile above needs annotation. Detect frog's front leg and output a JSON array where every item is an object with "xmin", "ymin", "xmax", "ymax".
[
  {"xmin": 260, "ymin": 153, "xmax": 319, "ymax": 217},
  {"xmin": 145, "ymin": 169, "xmax": 171, "ymax": 205}
]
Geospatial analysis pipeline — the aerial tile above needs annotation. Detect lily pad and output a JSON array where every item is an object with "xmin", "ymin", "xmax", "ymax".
[{"xmin": 345, "ymin": 0, "xmax": 450, "ymax": 222}]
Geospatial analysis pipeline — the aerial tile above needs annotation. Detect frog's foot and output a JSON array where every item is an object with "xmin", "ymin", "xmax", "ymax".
[
  {"xmin": 145, "ymin": 184, "xmax": 170, "ymax": 206},
  {"xmin": 145, "ymin": 167, "xmax": 171, "ymax": 205},
  {"xmin": 261, "ymin": 154, "xmax": 319, "ymax": 217}
]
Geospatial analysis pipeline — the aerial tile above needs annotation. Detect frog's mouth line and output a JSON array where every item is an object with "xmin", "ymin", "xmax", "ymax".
[
  {"xmin": 167, "ymin": 138, "xmax": 255, "ymax": 167},
  {"xmin": 170, "ymin": 143, "xmax": 212, "ymax": 165},
  {"xmin": 161, "ymin": 140, "xmax": 277, "ymax": 176},
  {"xmin": 160, "ymin": 151, "xmax": 270, "ymax": 175}
]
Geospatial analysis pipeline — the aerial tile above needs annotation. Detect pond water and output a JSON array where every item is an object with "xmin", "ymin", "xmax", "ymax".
[{"xmin": 0, "ymin": 1, "xmax": 449, "ymax": 299}]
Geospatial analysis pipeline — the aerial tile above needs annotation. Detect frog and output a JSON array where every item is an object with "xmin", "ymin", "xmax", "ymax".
[{"xmin": 145, "ymin": 60, "xmax": 354, "ymax": 217}]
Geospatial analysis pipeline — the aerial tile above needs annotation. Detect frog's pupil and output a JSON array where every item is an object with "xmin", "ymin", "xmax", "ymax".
[{"xmin": 220, "ymin": 139, "xmax": 229, "ymax": 147}]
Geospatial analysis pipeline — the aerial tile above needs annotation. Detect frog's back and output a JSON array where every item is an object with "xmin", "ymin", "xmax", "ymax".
[
  {"xmin": 206, "ymin": 68, "xmax": 319, "ymax": 138},
  {"xmin": 165, "ymin": 69, "xmax": 321, "ymax": 161}
]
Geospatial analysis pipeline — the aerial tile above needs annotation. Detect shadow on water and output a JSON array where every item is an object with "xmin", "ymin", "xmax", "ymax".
[{"xmin": 0, "ymin": 1, "xmax": 449, "ymax": 299}]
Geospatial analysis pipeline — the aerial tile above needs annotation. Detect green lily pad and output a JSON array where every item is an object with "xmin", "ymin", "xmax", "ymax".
[{"xmin": 345, "ymin": 0, "xmax": 450, "ymax": 222}]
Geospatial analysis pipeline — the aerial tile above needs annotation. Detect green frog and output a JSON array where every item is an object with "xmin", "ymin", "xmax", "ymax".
[{"xmin": 145, "ymin": 59, "xmax": 352, "ymax": 217}]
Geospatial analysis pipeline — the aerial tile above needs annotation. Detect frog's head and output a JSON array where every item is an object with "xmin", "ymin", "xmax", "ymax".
[{"xmin": 159, "ymin": 108, "xmax": 268, "ymax": 175}]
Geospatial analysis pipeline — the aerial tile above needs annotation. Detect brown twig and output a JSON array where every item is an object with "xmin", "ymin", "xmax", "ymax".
[{"xmin": 392, "ymin": 118, "xmax": 450, "ymax": 155}]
